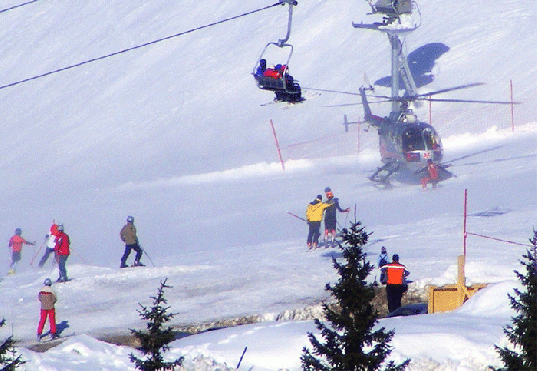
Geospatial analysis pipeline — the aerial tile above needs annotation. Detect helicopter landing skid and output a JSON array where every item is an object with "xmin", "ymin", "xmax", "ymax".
[{"xmin": 369, "ymin": 161, "xmax": 401, "ymax": 185}]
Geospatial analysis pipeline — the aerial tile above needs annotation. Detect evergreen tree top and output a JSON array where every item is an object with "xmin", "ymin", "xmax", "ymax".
[
  {"xmin": 494, "ymin": 230, "xmax": 537, "ymax": 371},
  {"xmin": 301, "ymin": 222, "xmax": 410, "ymax": 371},
  {"xmin": 129, "ymin": 279, "xmax": 183, "ymax": 371}
]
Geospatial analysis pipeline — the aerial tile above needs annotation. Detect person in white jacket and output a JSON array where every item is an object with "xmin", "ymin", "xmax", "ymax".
[{"xmin": 39, "ymin": 221, "xmax": 59, "ymax": 268}]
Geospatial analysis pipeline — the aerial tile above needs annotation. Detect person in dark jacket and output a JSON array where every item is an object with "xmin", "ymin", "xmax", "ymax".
[
  {"xmin": 54, "ymin": 224, "xmax": 70, "ymax": 282},
  {"xmin": 322, "ymin": 187, "xmax": 350, "ymax": 248},
  {"xmin": 120, "ymin": 216, "xmax": 144, "ymax": 267},
  {"xmin": 381, "ymin": 254, "xmax": 410, "ymax": 313},
  {"xmin": 37, "ymin": 278, "xmax": 57, "ymax": 340}
]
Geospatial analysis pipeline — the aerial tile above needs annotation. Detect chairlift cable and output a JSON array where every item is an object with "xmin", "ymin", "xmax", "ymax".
[
  {"xmin": 0, "ymin": 0, "xmax": 42, "ymax": 15},
  {"xmin": 0, "ymin": 2, "xmax": 283, "ymax": 91}
]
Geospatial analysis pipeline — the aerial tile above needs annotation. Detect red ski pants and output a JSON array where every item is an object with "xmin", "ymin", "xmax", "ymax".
[{"xmin": 37, "ymin": 309, "xmax": 56, "ymax": 335}]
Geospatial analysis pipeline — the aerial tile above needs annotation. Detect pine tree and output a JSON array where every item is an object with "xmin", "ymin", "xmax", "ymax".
[
  {"xmin": 130, "ymin": 279, "xmax": 184, "ymax": 371},
  {"xmin": 301, "ymin": 222, "xmax": 410, "ymax": 371},
  {"xmin": 494, "ymin": 230, "xmax": 537, "ymax": 371},
  {"xmin": 0, "ymin": 318, "xmax": 25, "ymax": 371}
]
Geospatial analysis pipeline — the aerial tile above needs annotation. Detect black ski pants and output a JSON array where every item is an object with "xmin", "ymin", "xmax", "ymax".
[
  {"xmin": 307, "ymin": 221, "xmax": 321, "ymax": 246},
  {"xmin": 121, "ymin": 243, "xmax": 143, "ymax": 266},
  {"xmin": 386, "ymin": 284, "xmax": 407, "ymax": 313}
]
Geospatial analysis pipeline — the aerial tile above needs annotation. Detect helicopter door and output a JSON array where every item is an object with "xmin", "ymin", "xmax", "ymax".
[{"xmin": 423, "ymin": 127, "xmax": 443, "ymax": 161}]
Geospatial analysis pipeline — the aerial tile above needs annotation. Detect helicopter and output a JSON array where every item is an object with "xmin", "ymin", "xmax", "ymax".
[
  {"xmin": 252, "ymin": 0, "xmax": 303, "ymax": 103},
  {"xmin": 355, "ymin": 82, "xmax": 493, "ymax": 185},
  {"xmin": 337, "ymin": 0, "xmax": 519, "ymax": 186}
]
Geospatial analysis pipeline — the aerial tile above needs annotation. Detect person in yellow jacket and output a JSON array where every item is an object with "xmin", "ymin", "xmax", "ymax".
[{"xmin": 305, "ymin": 195, "xmax": 332, "ymax": 249}]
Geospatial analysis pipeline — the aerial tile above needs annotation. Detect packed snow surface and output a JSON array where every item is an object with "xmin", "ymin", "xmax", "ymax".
[{"xmin": 0, "ymin": 0, "xmax": 536, "ymax": 370}]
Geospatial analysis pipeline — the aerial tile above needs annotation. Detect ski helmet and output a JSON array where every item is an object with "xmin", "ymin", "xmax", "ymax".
[
  {"xmin": 15, "ymin": 228, "xmax": 22, "ymax": 235},
  {"xmin": 392, "ymin": 254, "xmax": 399, "ymax": 262},
  {"xmin": 324, "ymin": 187, "xmax": 331, "ymax": 193},
  {"xmin": 57, "ymin": 224, "xmax": 64, "ymax": 231},
  {"xmin": 44, "ymin": 278, "xmax": 52, "ymax": 286},
  {"xmin": 127, "ymin": 216, "xmax": 134, "ymax": 223}
]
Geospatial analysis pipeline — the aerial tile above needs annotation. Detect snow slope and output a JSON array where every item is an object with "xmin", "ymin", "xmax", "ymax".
[{"xmin": 0, "ymin": 0, "xmax": 535, "ymax": 369}]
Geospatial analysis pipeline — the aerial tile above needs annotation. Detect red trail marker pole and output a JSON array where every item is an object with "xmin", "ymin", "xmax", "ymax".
[{"xmin": 270, "ymin": 119, "xmax": 285, "ymax": 171}]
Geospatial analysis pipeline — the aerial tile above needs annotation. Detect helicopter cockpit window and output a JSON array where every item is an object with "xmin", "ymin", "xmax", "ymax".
[
  {"xmin": 402, "ymin": 128, "xmax": 424, "ymax": 151},
  {"xmin": 371, "ymin": 0, "xmax": 412, "ymax": 16},
  {"xmin": 423, "ymin": 128, "xmax": 441, "ymax": 150}
]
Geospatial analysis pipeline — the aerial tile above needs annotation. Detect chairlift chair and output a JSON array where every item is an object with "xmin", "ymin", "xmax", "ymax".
[{"xmin": 252, "ymin": 42, "xmax": 302, "ymax": 103}]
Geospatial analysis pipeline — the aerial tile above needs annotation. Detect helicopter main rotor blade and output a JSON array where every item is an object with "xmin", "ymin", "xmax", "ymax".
[
  {"xmin": 418, "ymin": 97, "xmax": 521, "ymax": 104},
  {"xmin": 417, "ymin": 82, "xmax": 485, "ymax": 98},
  {"xmin": 370, "ymin": 82, "xmax": 487, "ymax": 101},
  {"xmin": 302, "ymin": 87, "xmax": 361, "ymax": 96},
  {"xmin": 322, "ymin": 102, "xmax": 363, "ymax": 107}
]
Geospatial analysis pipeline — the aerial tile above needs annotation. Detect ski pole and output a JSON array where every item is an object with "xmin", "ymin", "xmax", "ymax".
[
  {"xmin": 286, "ymin": 211, "xmax": 306, "ymax": 222},
  {"xmin": 236, "ymin": 346, "xmax": 247, "ymax": 369},
  {"xmin": 30, "ymin": 237, "xmax": 48, "ymax": 266},
  {"xmin": 69, "ymin": 245, "xmax": 88, "ymax": 264},
  {"xmin": 141, "ymin": 247, "xmax": 156, "ymax": 267}
]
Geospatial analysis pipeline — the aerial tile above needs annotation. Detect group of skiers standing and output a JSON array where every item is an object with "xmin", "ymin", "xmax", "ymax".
[
  {"xmin": 305, "ymin": 188, "xmax": 410, "ymax": 314},
  {"xmin": 7, "ymin": 215, "xmax": 144, "ymax": 278},
  {"xmin": 7, "ymin": 216, "xmax": 145, "ymax": 342},
  {"xmin": 6, "ymin": 221, "xmax": 69, "ymax": 342},
  {"xmin": 7, "ymin": 221, "xmax": 70, "ymax": 282},
  {"xmin": 305, "ymin": 187, "xmax": 350, "ymax": 249}
]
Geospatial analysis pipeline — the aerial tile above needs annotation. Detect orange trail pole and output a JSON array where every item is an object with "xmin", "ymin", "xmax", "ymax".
[{"xmin": 270, "ymin": 119, "xmax": 285, "ymax": 171}]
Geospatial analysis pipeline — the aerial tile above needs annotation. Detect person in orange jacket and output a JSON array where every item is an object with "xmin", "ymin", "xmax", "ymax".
[
  {"xmin": 381, "ymin": 254, "xmax": 409, "ymax": 313},
  {"xmin": 421, "ymin": 159, "xmax": 439, "ymax": 188},
  {"xmin": 8, "ymin": 228, "xmax": 36, "ymax": 274},
  {"xmin": 54, "ymin": 224, "xmax": 70, "ymax": 282}
]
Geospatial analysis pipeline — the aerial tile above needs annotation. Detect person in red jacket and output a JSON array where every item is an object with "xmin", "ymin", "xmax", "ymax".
[
  {"xmin": 8, "ymin": 228, "xmax": 36, "ymax": 275},
  {"xmin": 54, "ymin": 224, "xmax": 70, "ymax": 282},
  {"xmin": 421, "ymin": 159, "xmax": 439, "ymax": 188},
  {"xmin": 37, "ymin": 278, "xmax": 57, "ymax": 341},
  {"xmin": 381, "ymin": 254, "xmax": 409, "ymax": 313}
]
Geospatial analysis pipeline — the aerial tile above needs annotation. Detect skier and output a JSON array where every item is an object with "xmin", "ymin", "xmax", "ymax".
[
  {"xmin": 38, "ymin": 221, "xmax": 59, "ymax": 268},
  {"xmin": 120, "ymin": 216, "xmax": 144, "ymax": 268},
  {"xmin": 37, "ymin": 278, "xmax": 57, "ymax": 341},
  {"xmin": 421, "ymin": 159, "xmax": 439, "ymax": 188},
  {"xmin": 54, "ymin": 224, "xmax": 70, "ymax": 282},
  {"xmin": 378, "ymin": 246, "xmax": 389, "ymax": 268},
  {"xmin": 322, "ymin": 187, "xmax": 350, "ymax": 247},
  {"xmin": 378, "ymin": 246, "xmax": 389, "ymax": 284},
  {"xmin": 8, "ymin": 228, "xmax": 36, "ymax": 275},
  {"xmin": 381, "ymin": 254, "xmax": 409, "ymax": 313},
  {"xmin": 305, "ymin": 195, "xmax": 332, "ymax": 249}
]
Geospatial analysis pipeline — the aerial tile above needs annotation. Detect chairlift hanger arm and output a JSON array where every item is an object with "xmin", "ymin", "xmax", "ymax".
[{"xmin": 277, "ymin": 0, "xmax": 297, "ymax": 47}]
